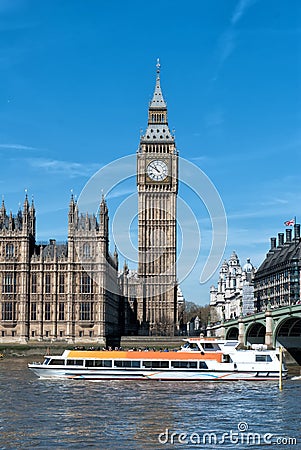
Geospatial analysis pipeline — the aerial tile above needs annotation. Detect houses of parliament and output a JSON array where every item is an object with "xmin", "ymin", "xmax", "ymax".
[{"xmin": 0, "ymin": 62, "xmax": 180, "ymax": 344}]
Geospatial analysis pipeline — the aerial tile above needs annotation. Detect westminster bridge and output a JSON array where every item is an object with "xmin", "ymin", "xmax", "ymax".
[{"xmin": 207, "ymin": 304, "xmax": 301, "ymax": 365}]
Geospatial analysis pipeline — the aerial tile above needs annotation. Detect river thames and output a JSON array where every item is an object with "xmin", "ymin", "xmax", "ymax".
[{"xmin": 0, "ymin": 357, "xmax": 300, "ymax": 449}]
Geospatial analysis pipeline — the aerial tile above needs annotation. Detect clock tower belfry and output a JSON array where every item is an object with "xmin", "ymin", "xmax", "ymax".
[{"xmin": 137, "ymin": 60, "xmax": 178, "ymax": 336}]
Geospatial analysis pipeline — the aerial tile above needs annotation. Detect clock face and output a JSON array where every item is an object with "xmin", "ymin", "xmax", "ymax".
[{"xmin": 147, "ymin": 160, "xmax": 168, "ymax": 181}]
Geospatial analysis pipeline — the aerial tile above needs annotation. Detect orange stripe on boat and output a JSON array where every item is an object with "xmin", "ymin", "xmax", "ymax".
[{"xmin": 67, "ymin": 350, "xmax": 223, "ymax": 362}]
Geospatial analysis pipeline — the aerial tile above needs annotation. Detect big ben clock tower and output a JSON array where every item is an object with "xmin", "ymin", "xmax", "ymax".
[{"xmin": 137, "ymin": 60, "xmax": 178, "ymax": 336}]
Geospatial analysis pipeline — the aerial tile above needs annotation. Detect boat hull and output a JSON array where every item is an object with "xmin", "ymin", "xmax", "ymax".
[{"xmin": 28, "ymin": 365, "xmax": 285, "ymax": 381}]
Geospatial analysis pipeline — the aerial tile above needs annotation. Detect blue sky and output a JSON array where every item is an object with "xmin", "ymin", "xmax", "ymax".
[{"xmin": 0, "ymin": 0, "xmax": 300, "ymax": 304}]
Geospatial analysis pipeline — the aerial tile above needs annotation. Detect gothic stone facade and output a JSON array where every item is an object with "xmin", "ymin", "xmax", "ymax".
[
  {"xmin": 0, "ymin": 195, "xmax": 121, "ymax": 344},
  {"xmin": 0, "ymin": 63, "xmax": 179, "ymax": 342},
  {"xmin": 136, "ymin": 62, "xmax": 178, "ymax": 336}
]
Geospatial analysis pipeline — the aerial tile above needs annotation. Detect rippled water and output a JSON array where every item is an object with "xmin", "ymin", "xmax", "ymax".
[{"xmin": 0, "ymin": 357, "xmax": 300, "ymax": 449}]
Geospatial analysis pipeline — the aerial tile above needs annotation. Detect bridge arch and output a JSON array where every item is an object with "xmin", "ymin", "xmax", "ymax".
[
  {"xmin": 245, "ymin": 321, "xmax": 266, "ymax": 345},
  {"xmin": 226, "ymin": 327, "xmax": 239, "ymax": 340},
  {"xmin": 274, "ymin": 316, "xmax": 301, "ymax": 339},
  {"xmin": 273, "ymin": 316, "xmax": 301, "ymax": 365}
]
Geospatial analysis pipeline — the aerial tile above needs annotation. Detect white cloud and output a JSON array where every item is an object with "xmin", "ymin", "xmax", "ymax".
[
  {"xmin": 259, "ymin": 198, "xmax": 289, "ymax": 207},
  {"xmin": 107, "ymin": 187, "xmax": 136, "ymax": 200},
  {"xmin": 213, "ymin": 0, "xmax": 258, "ymax": 80},
  {"xmin": 27, "ymin": 158, "xmax": 100, "ymax": 178},
  {"xmin": 0, "ymin": 143, "xmax": 38, "ymax": 151},
  {"xmin": 190, "ymin": 156, "xmax": 211, "ymax": 163},
  {"xmin": 219, "ymin": 29, "xmax": 236, "ymax": 66},
  {"xmin": 226, "ymin": 205, "xmax": 290, "ymax": 222},
  {"xmin": 231, "ymin": 0, "xmax": 257, "ymax": 25}
]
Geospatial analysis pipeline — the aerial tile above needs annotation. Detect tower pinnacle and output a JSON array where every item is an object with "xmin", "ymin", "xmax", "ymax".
[
  {"xmin": 156, "ymin": 58, "xmax": 161, "ymax": 75},
  {"xmin": 1, "ymin": 198, "xmax": 6, "ymax": 217},
  {"xmin": 140, "ymin": 59, "xmax": 173, "ymax": 142},
  {"xmin": 150, "ymin": 58, "xmax": 166, "ymax": 109},
  {"xmin": 23, "ymin": 192, "xmax": 29, "ymax": 212}
]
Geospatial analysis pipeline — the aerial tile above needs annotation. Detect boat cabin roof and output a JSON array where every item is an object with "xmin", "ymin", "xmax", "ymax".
[{"xmin": 60, "ymin": 349, "xmax": 223, "ymax": 361}]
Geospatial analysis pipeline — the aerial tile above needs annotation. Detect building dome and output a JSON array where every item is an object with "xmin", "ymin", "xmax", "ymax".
[{"xmin": 243, "ymin": 258, "xmax": 254, "ymax": 273}]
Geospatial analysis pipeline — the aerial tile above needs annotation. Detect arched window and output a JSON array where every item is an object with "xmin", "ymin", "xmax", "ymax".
[
  {"xmin": 45, "ymin": 274, "xmax": 51, "ymax": 294},
  {"xmin": 59, "ymin": 273, "xmax": 65, "ymax": 294},
  {"xmin": 31, "ymin": 273, "xmax": 37, "ymax": 293},
  {"xmin": 79, "ymin": 302, "xmax": 93, "ymax": 321},
  {"xmin": 6, "ymin": 244, "xmax": 14, "ymax": 258},
  {"xmin": 2, "ymin": 273, "xmax": 15, "ymax": 294},
  {"xmin": 83, "ymin": 243, "xmax": 91, "ymax": 258},
  {"xmin": 80, "ymin": 273, "xmax": 92, "ymax": 294},
  {"xmin": 2, "ymin": 301, "xmax": 15, "ymax": 320}
]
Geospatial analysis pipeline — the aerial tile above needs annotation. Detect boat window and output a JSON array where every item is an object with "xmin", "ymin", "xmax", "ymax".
[
  {"xmin": 189, "ymin": 343, "xmax": 199, "ymax": 351},
  {"xmin": 48, "ymin": 359, "xmax": 65, "ymax": 365},
  {"xmin": 85, "ymin": 360, "xmax": 112, "ymax": 367},
  {"xmin": 171, "ymin": 361, "xmax": 197, "ymax": 369},
  {"xmin": 202, "ymin": 343, "xmax": 221, "ymax": 351},
  {"xmin": 96, "ymin": 360, "xmax": 112, "ymax": 367},
  {"xmin": 255, "ymin": 355, "xmax": 272, "ymax": 362},
  {"xmin": 103, "ymin": 360, "xmax": 112, "ymax": 367},
  {"xmin": 143, "ymin": 361, "xmax": 169, "ymax": 369},
  {"xmin": 131, "ymin": 361, "xmax": 140, "ymax": 368},
  {"xmin": 66, "ymin": 359, "xmax": 84, "ymax": 366},
  {"xmin": 182, "ymin": 342, "xmax": 199, "ymax": 351},
  {"xmin": 199, "ymin": 361, "xmax": 208, "ymax": 369},
  {"xmin": 114, "ymin": 360, "xmax": 131, "ymax": 368},
  {"xmin": 114, "ymin": 360, "xmax": 141, "ymax": 368},
  {"xmin": 203, "ymin": 343, "xmax": 214, "ymax": 349},
  {"xmin": 43, "ymin": 357, "xmax": 51, "ymax": 365},
  {"xmin": 222, "ymin": 355, "xmax": 232, "ymax": 363},
  {"xmin": 85, "ymin": 360, "xmax": 94, "ymax": 367}
]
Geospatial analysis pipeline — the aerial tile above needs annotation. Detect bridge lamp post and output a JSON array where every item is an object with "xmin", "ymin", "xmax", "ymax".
[
  {"xmin": 238, "ymin": 300, "xmax": 245, "ymax": 347},
  {"xmin": 265, "ymin": 300, "xmax": 273, "ymax": 349}
]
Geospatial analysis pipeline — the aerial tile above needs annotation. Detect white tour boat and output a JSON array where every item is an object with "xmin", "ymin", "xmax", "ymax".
[{"xmin": 28, "ymin": 337, "xmax": 287, "ymax": 381}]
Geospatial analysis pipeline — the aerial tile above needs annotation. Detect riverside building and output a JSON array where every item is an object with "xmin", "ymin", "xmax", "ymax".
[
  {"xmin": 0, "ymin": 62, "xmax": 179, "ymax": 343},
  {"xmin": 210, "ymin": 252, "xmax": 256, "ymax": 323},
  {"xmin": 254, "ymin": 224, "xmax": 301, "ymax": 311},
  {"xmin": 0, "ymin": 195, "xmax": 120, "ymax": 345}
]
